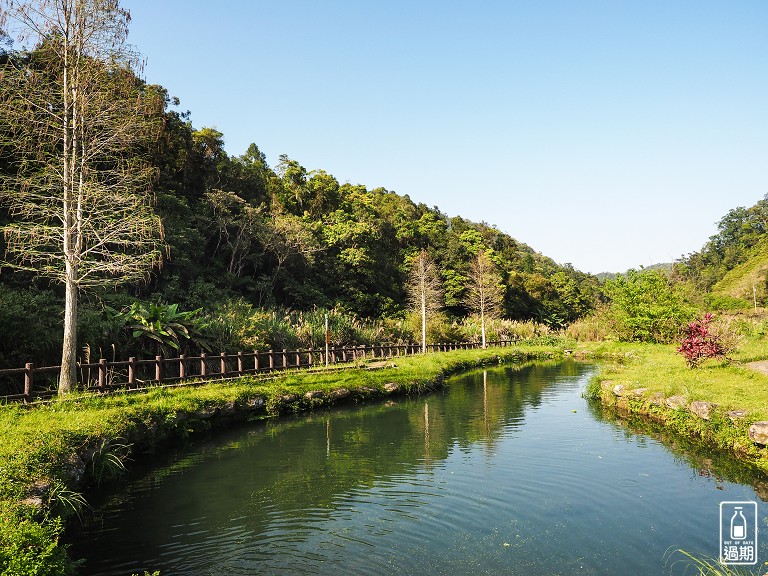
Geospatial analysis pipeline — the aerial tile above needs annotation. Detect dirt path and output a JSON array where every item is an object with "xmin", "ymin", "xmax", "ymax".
[{"xmin": 745, "ymin": 360, "xmax": 768, "ymax": 375}]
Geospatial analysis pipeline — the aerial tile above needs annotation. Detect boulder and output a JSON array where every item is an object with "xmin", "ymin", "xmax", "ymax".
[
  {"xmin": 331, "ymin": 388, "xmax": 350, "ymax": 399},
  {"xmin": 665, "ymin": 396, "xmax": 687, "ymax": 410},
  {"xmin": 689, "ymin": 400, "xmax": 715, "ymax": 420},
  {"xmin": 628, "ymin": 388, "xmax": 647, "ymax": 398},
  {"xmin": 383, "ymin": 383, "xmax": 399, "ymax": 393},
  {"xmin": 612, "ymin": 384, "xmax": 626, "ymax": 396},
  {"xmin": 194, "ymin": 407, "xmax": 219, "ymax": 420},
  {"xmin": 727, "ymin": 410, "xmax": 748, "ymax": 422},
  {"xmin": 304, "ymin": 390, "xmax": 324, "ymax": 399},
  {"xmin": 247, "ymin": 396, "xmax": 265, "ymax": 409},
  {"xmin": 220, "ymin": 401, "xmax": 237, "ymax": 416},
  {"xmin": 648, "ymin": 392, "xmax": 665, "ymax": 405},
  {"xmin": 748, "ymin": 422, "xmax": 768, "ymax": 445}
]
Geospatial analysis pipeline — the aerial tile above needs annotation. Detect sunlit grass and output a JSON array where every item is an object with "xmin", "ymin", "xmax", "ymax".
[{"xmin": 583, "ymin": 338, "xmax": 768, "ymax": 419}]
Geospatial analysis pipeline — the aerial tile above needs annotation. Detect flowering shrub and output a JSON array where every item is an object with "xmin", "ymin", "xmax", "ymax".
[{"xmin": 677, "ymin": 313, "xmax": 727, "ymax": 368}]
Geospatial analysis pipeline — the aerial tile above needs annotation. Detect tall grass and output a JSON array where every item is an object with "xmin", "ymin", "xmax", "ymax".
[
  {"xmin": 204, "ymin": 300, "xmax": 553, "ymax": 353},
  {"xmin": 668, "ymin": 549, "xmax": 765, "ymax": 576}
]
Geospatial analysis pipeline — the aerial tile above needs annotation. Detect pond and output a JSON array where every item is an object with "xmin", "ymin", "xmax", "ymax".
[{"xmin": 68, "ymin": 361, "xmax": 768, "ymax": 575}]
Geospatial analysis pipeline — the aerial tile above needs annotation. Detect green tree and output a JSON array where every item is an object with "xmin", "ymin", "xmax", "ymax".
[
  {"xmin": 604, "ymin": 269, "xmax": 695, "ymax": 343},
  {"xmin": 0, "ymin": 0, "xmax": 164, "ymax": 393}
]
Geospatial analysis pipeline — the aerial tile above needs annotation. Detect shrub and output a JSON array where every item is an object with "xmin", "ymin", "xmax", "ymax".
[
  {"xmin": 0, "ymin": 505, "xmax": 74, "ymax": 576},
  {"xmin": 677, "ymin": 313, "xmax": 728, "ymax": 368}
]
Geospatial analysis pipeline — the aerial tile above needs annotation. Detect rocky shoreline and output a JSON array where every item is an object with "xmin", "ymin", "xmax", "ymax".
[{"xmin": 599, "ymin": 380, "xmax": 768, "ymax": 471}]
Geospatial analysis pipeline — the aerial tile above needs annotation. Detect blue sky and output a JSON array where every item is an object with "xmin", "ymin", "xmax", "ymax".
[{"xmin": 122, "ymin": 0, "xmax": 768, "ymax": 274}]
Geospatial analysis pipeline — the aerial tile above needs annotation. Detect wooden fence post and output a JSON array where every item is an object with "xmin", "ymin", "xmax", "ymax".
[
  {"xmin": 295, "ymin": 350, "xmax": 301, "ymax": 368},
  {"xmin": 269, "ymin": 350, "xmax": 274, "ymax": 370},
  {"xmin": 220, "ymin": 352, "xmax": 227, "ymax": 376},
  {"xmin": 237, "ymin": 352, "xmax": 244, "ymax": 375},
  {"xmin": 282, "ymin": 349, "xmax": 288, "ymax": 369},
  {"xmin": 179, "ymin": 354, "xmax": 186, "ymax": 379},
  {"xmin": 254, "ymin": 350, "xmax": 259, "ymax": 371},
  {"xmin": 24, "ymin": 363, "xmax": 33, "ymax": 401},
  {"xmin": 128, "ymin": 357, "xmax": 136, "ymax": 386},
  {"xmin": 98, "ymin": 359, "xmax": 107, "ymax": 391},
  {"xmin": 200, "ymin": 352, "xmax": 207, "ymax": 377},
  {"xmin": 155, "ymin": 356, "xmax": 163, "ymax": 382}
]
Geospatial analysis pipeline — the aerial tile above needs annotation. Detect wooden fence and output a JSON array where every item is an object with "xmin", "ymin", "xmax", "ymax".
[{"xmin": 0, "ymin": 340, "xmax": 518, "ymax": 403}]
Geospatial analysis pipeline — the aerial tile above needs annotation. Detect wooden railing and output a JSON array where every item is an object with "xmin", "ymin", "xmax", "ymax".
[{"xmin": 0, "ymin": 339, "xmax": 518, "ymax": 403}]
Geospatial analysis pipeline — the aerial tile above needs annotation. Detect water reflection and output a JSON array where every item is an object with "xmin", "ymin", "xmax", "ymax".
[
  {"xmin": 68, "ymin": 361, "xmax": 768, "ymax": 576},
  {"xmin": 589, "ymin": 400, "xmax": 768, "ymax": 502}
]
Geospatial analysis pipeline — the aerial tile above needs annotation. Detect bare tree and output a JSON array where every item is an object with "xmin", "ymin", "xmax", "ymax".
[
  {"xmin": 205, "ymin": 189, "xmax": 262, "ymax": 278},
  {"xmin": 406, "ymin": 249, "xmax": 443, "ymax": 353},
  {"xmin": 467, "ymin": 250, "xmax": 504, "ymax": 349},
  {"xmin": 256, "ymin": 210, "xmax": 320, "ymax": 306},
  {"xmin": 0, "ymin": 0, "xmax": 164, "ymax": 393}
]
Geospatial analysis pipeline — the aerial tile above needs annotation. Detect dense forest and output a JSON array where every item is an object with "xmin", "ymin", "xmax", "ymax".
[{"xmin": 0, "ymin": 69, "xmax": 602, "ymax": 370}]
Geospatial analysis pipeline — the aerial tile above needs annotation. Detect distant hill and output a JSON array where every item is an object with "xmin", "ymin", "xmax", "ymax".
[{"xmin": 595, "ymin": 262, "xmax": 673, "ymax": 282}]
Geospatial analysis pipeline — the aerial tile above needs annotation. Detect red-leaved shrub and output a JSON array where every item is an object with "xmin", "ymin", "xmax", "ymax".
[{"xmin": 677, "ymin": 313, "xmax": 727, "ymax": 368}]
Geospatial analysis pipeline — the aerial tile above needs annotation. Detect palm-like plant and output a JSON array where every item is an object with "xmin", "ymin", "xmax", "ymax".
[{"xmin": 114, "ymin": 302, "xmax": 212, "ymax": 357}]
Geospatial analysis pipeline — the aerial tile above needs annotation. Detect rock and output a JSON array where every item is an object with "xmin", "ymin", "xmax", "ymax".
[
  {"xmin": 648, "ymin": 392, "xmax": 665, "ymax": 405},
  {"xmin": 63, "ymin": 452, "xmax": 87, "ymax": 485},
  {"xmin": 20, "ymin": 496, "xmax": 44, "ymax": 509},
  {"xmin": 612, "ymin": 384, "xmax": 626, "ymax": 396},
  {"xmin": 689, "ymin": 400, "xmax": 715, "ymax": 420},
  {"xmin": 194, "ymin": 407, "xmax": 219, "ymax": 419},
  {"xmin": 280, "ymin": 394, "xmax": 297, "ymax": 403},
  {"xmin": 383, "ymin": 383, "xmax": 399, "ymax": 393},
  {"xmin": 221, "ymin": 401, "xmax": 237, "ymax": 416},
  {"xmin": 304, "ymin": 390, "xmax": 324, "ymax": 399},
  {"xmin": 749, "ymin": 422, "xmax": 768, "ymax": 445},
  {"xmin": 331, "ymin": 388, "xmax": 350, "ymax": 399},
  {"xmin": 247, "ymin": 396, "xmax": 265, "ymax": 409},
  {"xmin": 628, "ymin": 388, "xmax": 647, "ymax": 398},
  {"xmin": 665, "ymin": 396, "xmax": 687, "ymax": 410},
  {"xmin": 727, "ymin": 410, "xmax": 748, "ymax": 421}
]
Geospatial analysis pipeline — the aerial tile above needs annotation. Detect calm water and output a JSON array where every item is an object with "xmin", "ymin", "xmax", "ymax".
[{"xmin": 68, "ymin": 361, "xmax": 768, "ymax": 575}]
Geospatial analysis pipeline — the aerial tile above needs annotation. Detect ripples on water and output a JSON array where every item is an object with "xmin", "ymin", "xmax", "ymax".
[{"xmin": 68, "ymin": 362, "xmax": 768, "ymax": 575}]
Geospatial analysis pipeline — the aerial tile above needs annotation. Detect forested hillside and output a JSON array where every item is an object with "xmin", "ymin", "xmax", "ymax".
[
  {"xmin": 674, "ymin": 194, "xmax": 768, "ymax": 306},
  {"xmin": 0, "ymin": 55, "xmax": 601, "ymax": 369}
]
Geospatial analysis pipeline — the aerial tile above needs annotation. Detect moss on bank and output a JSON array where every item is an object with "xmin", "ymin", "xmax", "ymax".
[{"xmin": 0, "ymin": 344, "xmax": 563, "ymax": 576}]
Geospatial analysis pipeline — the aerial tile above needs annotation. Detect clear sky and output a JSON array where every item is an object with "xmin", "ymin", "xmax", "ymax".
[{"xmin": 121, "ymin": 0, "xmax": 768, "ymax": 274}]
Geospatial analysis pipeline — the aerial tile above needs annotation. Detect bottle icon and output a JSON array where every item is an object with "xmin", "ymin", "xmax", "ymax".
[{"xmin": 731, "ymin": 507, "xmax": 747, "ymax": 540}]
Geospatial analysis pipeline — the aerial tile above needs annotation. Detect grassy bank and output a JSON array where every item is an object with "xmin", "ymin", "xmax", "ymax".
[
  {"xmin": 582, "ymin": 339, "xmax": 768, "ymax": 474},
  {"xmin": 0, "ymin": 344, "xmax": 564, "ymax": 576}
]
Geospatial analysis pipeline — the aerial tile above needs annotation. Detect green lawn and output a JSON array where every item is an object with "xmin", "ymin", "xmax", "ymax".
[{"xmin": 582, "ymin": 339, "xmax": 768, "ymax": 419}]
